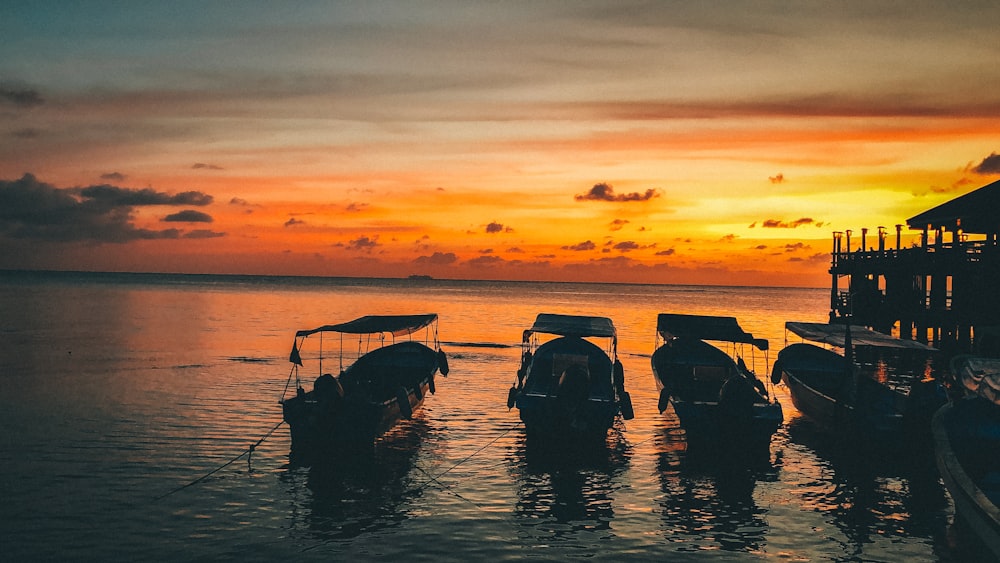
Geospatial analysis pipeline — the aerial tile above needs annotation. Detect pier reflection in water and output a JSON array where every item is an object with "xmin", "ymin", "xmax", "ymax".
[{"xmin": 779, "ymin": 414, "xmax": 952, "ymax": 561}]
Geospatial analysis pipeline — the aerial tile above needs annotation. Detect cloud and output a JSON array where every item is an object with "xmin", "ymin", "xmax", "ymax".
[
  {"xmin": 0, "ymin": 173, "xmax": 212, "ymax": 243},
  {"xmin": 610, "ymin": 218, "xmax": 629, "ymax": 231},
  {"xmin": 414, "ymin": 251, "xmax": 457, "ymax": 265},
  {"xmin": 575, "ymin": 182, "xmax": 660, "ymax": 202},
  {"xmin": 972, "ymin": 152, "xmax": 1000, "ymax": 174},
  {"xmin": 100, "ymin": 172, "xmax": 126, "ymax": 182},
  {"xmin": 466, "ymin": 255, "xmax": 504, "ymax": 267},
  {"xmin": 769, "ymin": 173, "xmax": 785, "ymax": 184},
  {"xmin": 921, "ymin": 177, "xmax": 974, "ymax": 196},
  {"xmin": 613, "ymin": 241, "xmax": 640, "ymax": 252},
  {"xmin": 345, "ymin": 202, "xmax": 368, "ymax": 212},
  {"xmin": 0, "ymin": 85, "xmax": 43, "ymax": 108},
  {"xmin": 485, "ymin": 221, "xmax": 513, "ymax": 233},
  {"xmin": 347, "ymin": 235, "xmax": 379, "ymax": 252},
  {"xmin": 761, "ymin": 217, "xmax": 821, "ymax": 228},
  {"xmin": 284, "ymin": 217, "xmax": 305, "ymax": 227},
  {"xmin": 183, "ymin": 229, "xmax": 225, "ymax": 239},
  {"xmin": 655, "ymin": 248, "xmax": 676, "ymax": 256},
  {"xmin": 564, "ymin": 256, "xmax": 635, "ymax": 271},
  {"xmin": 192, "ymin": 163, "xmax": 224, "ymax": 170},
  {"xmin": 562, "ymin": 240, "xmax": 596, "ymax": 251},
  {"xmin": 784, "ymin": 242, "xmax": 809, "ymax": 252},
  {"xmin": 163, "ymin": 210, "xmax": 213, "ymax": 223},
  {"xmin": 78, "ymin": 184, "xmax": 213, "ymax": 207}
]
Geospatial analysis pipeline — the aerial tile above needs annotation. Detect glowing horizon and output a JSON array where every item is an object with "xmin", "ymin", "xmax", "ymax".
[{"xmin": 2, "ymin": 2, "xmax": 999, "ymax": 287}]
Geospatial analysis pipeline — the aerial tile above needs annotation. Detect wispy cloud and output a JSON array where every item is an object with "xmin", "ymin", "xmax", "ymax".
[
  {"xmin": 562, "ymin": 240, "xmax": 596, "ymax": 251},
  {"xmin": 973, "ymin": 152, "xmax": 1000, "ymax": 174},
  {"xmin": 183, "ymin": 229, "xmax": 225, "ymax": 239},
  {"xmin": 414, "ymin": 251, "xmax": 457, "ymax": 265},
  {"xmin": 575, "ymin": 183, "xmax": 659, "ymax": 203},
  {"xmin": 164, "ymin": 210, "xmax": 213, "ymax": 223},
  {"xmin": 0, "ymin": 85, "xmax": 43, "ymax": 108},
  {"xmin": 466, "ymin": 255, "xmax": 504, "ymax": 267},
  {"xmin": 760, "ymin": 217, "xmax": 823, "ymax": 228},
  {"xmin": 347, "ymin": 235, "xmax": 379, "ymax": 252}
]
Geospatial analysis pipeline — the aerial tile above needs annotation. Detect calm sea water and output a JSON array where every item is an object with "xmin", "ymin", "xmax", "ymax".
[{"xmin": 0, "ymin": 271, "xmax": 989, "ymax": 561}]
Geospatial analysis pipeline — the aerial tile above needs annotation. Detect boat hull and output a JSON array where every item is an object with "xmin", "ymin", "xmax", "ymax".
[
  {"xmin": 669, "ymin": 396, "xmax": 783, "ymax": 449},
  {"xmin": 282, "ymin": 341, "xmax": 440, "ymax": 455},
  {"xmin": 776, "ymin": 342, "xmax": 942, "ymax": 439},
  {"xmin": 513, "ymin": 335, "xmax": 621, "ymax": 441},
  {"xmin": 932, "ymin": 400, "xmax": 1000, "ymax": 560},
  {"xmin": 652, "ymin": 337, "xmax": 781, "ymax": 449}
]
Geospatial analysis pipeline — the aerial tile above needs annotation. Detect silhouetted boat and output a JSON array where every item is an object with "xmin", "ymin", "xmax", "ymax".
[
  {"xmin": 651, "ymin": 313, "xmax": 782, "ymax": 450},
  {"xmin": 507, "ymin": 313, "xmax": 634, "ymax": 441},
  {"xmin": 772, "ymin": 321, "xmax": 943, "ymax": 439},
  {"xmin": 932, "ymin": 355, "xmax": 1000, "ymax": 560},
  {"xmin": 281, "ymin": 314, "xmax": 448, "ymax": 455}
]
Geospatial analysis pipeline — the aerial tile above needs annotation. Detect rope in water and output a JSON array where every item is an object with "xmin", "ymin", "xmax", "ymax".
[
  {"xmin": 410, "ymin": 421, "xmax": 522, "ymax": 508},
  {"xmin": 152, "ymin": 420, "xmax": 284, "ymax": 502}
]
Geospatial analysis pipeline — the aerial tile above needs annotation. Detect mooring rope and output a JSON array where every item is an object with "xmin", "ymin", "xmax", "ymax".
[
  {"xmin": 410, "ymin": 421, "xmax": 522, "ymax": 508},
  {"xmin": 152, "ymin": 420, "xmax": 284, "ymax": 502}
]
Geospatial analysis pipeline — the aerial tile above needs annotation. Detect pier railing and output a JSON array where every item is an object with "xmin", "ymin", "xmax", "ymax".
[{"xmin": 831, "ymin": 239, "xmax": 995, "ymax": 270}]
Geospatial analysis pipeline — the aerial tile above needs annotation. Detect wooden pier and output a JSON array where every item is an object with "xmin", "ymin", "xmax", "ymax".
[{"xmin": 828, "ymin": 179, "xmax": 1000, "ymax": 356}]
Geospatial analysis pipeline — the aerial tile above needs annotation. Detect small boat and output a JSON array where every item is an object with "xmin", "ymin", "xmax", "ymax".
[
  {"xmin": 280, "ymin": 314, "xmax": 448, "ymax": 455},
  {"xmin": 772, "ymin": 321, "xmax": 944, "ymax": 439},
  {"xmin": 651, "ymin": 313, "xmax": 782, "ymax": 449},
  {"xmin": 932, "ymin": 355, "xmax": 1000, "ymax": 560},
  {"xmin": 507, "ymin": 313, "xmax": 634, "ymax": 441}
]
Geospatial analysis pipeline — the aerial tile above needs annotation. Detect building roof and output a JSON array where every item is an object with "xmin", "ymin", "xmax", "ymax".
[{"xmin": 907, "ymin": 178, "xmax": 1000, "ymax": 234}]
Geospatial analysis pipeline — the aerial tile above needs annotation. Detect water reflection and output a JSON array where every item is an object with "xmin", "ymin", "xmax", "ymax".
[
  {"xmin": 782, "ymin": 415, "xmax": 950, "ymax": 559},
  {"xmin": 655, "ymin": 424, "xmax": 777, "ymax": 553},
  {"xmin": 280, "ymin": 417, "xmax": 430, "ymax": 542},
  {"xmin": 506, "ymin": 422, "xmax": 631, "ymax": 541}
]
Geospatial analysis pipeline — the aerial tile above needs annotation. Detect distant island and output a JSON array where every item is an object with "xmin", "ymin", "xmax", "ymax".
[{"xmin": 407, "ymin": 274, "xmax": 433, "ymax": 280}]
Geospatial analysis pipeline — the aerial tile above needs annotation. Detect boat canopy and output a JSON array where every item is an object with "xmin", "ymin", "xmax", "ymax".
[
  {"xmin": 526, "ymin": 313, "xmax": 616, "ymax": 339},
  {"xmin": 656, "ymin": 313, "xmax": 768, "ymax": 350},
  {"xmin": 296, "ymin": 314, "xmax": 438, "ymax": 338},
  {"xmin": 785, "ymin": 321, "xmax": 936, "ymax": 351},
  {"xmin": 951, "ymin": 355, "xmax": 1000, "ymax": 406}
]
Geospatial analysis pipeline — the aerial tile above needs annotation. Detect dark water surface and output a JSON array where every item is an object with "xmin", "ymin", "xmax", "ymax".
[{"xmin": 0, "ymin": 271, "xmax": 989, "ymax": 561}]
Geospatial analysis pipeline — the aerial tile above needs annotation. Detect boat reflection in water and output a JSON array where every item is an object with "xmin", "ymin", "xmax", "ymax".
[
  {"xmin": 505, "ymin": 421, "xmax": 631, "ymax": 543},
  {"xmin": 279, "ymin": 417, "xmax": 431, "ymax": 542},
  {"xmin": 655, "ymin": 416, "xmax": 777, "ymax": 554},
  {"xmin": 781, "ymin": 414, "xmax": 950, "ymax": 560}
]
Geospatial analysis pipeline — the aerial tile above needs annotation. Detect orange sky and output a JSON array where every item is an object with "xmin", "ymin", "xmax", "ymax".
[{"xmin": 2, "ymin": 2, "xmax": 999, "ymax": 287}]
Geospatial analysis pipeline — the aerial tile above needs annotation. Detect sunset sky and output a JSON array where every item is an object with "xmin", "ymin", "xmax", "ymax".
[{"xmin": 2, "ymin": 2, "xmax": 999, "ymax": 287}]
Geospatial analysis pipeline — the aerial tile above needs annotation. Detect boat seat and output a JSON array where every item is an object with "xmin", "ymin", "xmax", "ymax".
[
  {"xmin": 553, "ymin": 353, "xmax": 590, "ymax": 377},
  {"xmin": 693, "ymin": 365, "xmax": 729, "ymax": 382}
]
